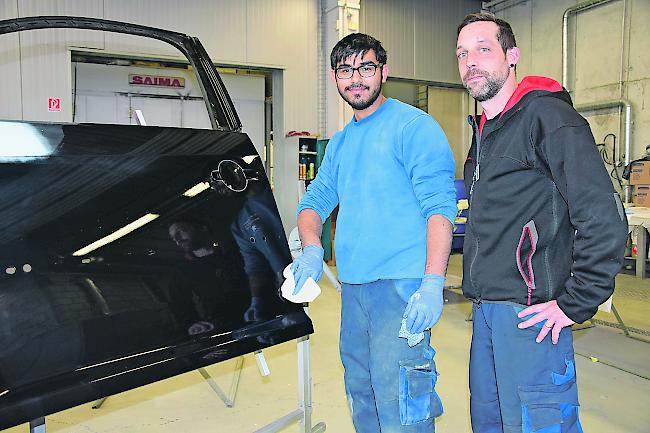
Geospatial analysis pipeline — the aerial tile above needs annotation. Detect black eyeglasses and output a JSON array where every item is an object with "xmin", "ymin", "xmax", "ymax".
[{"xmin": 335, "ymin": 63, "xmax": 382, "ymax": 80}]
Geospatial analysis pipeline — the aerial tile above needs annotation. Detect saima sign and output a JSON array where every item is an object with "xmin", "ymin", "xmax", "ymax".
[{"xmin": 129, "ymin": 74, "xmax": 185, "ymax": 88}]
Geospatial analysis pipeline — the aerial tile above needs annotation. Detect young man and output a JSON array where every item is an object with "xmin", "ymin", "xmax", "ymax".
[
  {"xmin": 456, "ymin": 12, "xmax": 628, "ymax": 433},
  {"xmin": 291, "ymin": 33, "xmax": 457, "ymax": 432}
]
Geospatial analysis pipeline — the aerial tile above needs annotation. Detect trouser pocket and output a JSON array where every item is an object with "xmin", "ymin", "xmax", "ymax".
[
  {"xmin": 399, "ymin": 346, "xmax": 443, "ymax": 425},
  {"xmin": 518, "ymin": 358, "xmax": 582, "ymax": 433}
]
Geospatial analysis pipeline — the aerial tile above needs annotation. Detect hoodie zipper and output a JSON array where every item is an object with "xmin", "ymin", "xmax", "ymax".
[
  {"xmin": 469, "ymin": 118, "xmax": 481, "ymax": 196},
  {"xmin": 468, "ymin": 116, "xmax": 482, "ymax": 301}
]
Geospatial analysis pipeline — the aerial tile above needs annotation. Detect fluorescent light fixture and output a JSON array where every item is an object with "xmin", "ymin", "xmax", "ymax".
[
  {"xmin": 183, "ymin": 182, "xmax": 210, "ymax": 197},
  {"xmin": 242, "ymin": 155, "xmax": 258, "ymax": 164},
  {"xmin": 73, "ymin": 213, "xmax": 160, "ymax": 256}
]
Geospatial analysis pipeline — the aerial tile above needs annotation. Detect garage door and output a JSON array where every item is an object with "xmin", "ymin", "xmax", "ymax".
[{"xmin": 73, "ymin": 62, "xmax": 265, "ymax": 157}]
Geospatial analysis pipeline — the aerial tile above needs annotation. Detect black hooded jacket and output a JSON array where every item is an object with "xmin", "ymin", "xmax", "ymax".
[{"xmin": 462, "ymin": 76, "xmax": 628, "ymax": 324}]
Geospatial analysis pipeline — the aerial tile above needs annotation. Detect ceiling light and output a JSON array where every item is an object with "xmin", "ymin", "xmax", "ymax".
[
  {"xmin": 73, "ymin": 213, "xmax": 159, "ymax": 256},
  {"xmin": 182, "ymin": 182, "xmax": 210, "ymax": 197}
]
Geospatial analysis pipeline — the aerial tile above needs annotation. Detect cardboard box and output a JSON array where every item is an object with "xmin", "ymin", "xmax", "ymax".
[
  {"xmin": 629, "ymin": 161, "xmax": 650, "ymax": 185},
  {"xmin": 633, "ymin": 184, "xmax": 650, "ymax": 206}
]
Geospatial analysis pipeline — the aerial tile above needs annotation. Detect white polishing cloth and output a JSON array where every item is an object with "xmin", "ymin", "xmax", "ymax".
[{"xmin": 281, "ymin": 264, "xmax": 321, "ymax": 303}]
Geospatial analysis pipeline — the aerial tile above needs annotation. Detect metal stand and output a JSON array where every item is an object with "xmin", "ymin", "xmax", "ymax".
[
  {"xmin": 322, "ymin": 262, "xmax": 341, "ymax": 293},
  {"xmin": 636, "ymin": 225, "xmax": 647, "ymax": 279},
  {"xmin": 610, "ymin": 304, "xmax": 649, "ymax": 343},
  {"xmin": 253, "ymin": 308, "xmax": 326, "ymax": 433},
  {"xmin": 198, "ymin": 358, "xmax": 245, "ymax": 408},
  {"xmin": 29, "ymin": 311, "xmax": 322, "ymax": 432},
  {"xmin": 611, "ymin": 304, "xmax": 630, "ymax": 337},
  {"xmin": 29, "ymin": 417, "xmax": 45, "ymax": 433},
  {"xmin": 91, "ymin": 358, "xmax": 245, "ymax": 410}
]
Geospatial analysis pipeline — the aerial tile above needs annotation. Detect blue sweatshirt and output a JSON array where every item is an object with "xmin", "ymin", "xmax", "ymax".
[{"xmin": 297, "ymin": 98, "xmax": 457, "ymax": 284}]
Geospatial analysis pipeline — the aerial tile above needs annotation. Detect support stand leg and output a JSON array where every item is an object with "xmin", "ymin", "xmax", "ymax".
[
  {"xmin": 611, "ymin": 304, "xmax": 631, "ymax": 337},
  {"xmin": 636, "ymin": 226, "xmax": 647, "ymax": 279},
  {"xmin": 92, "ymin": 357, "xmax": 245, "ymax": 411},
  {"xmin": 29, "ymin": 417, "xmax": 45, "ymax": 433},
  {"xmin": 322, "ymin": 262, "xmax": 341, "ymax": 293},
  {"xmin": 253, "ymin": 307, "xmax": 326, "ymax": 433},
  {"xmin": 610, "ymin": 303, "xmax": 648, "ymax": 343},
  {"xmin": 198, "ymin": 355, "xmax": 245, "ymax": 408},
  {"xmin": 92, "ymin": 397, "xmax": 107, "ymax": 409},
  {"xmin": 255, "ymin": 350, "xmax": 270, "ymax": 376}
]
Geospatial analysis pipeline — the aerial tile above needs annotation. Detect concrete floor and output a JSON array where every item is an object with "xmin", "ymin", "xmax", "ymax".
[{"xmin": 6, "ymin": 254, "xmax": 650, "ymax": 433}]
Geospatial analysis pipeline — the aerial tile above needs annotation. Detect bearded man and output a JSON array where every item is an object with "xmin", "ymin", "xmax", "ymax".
[{"xmin": 291, "ymin": 33, "xmax": 457, "ymax": 432}]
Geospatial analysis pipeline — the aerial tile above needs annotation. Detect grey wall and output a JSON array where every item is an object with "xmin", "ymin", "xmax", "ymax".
[
  {"xmin": 0, "ymin": 0, "xmax": 318, "ymax": 135},
  {"xmin": 496, "ymin": 0, "xmax": 650, "ymax": 163},
  {"xmin": 360, "ymin": 0, "xmax": 481, "ymax": 83}
]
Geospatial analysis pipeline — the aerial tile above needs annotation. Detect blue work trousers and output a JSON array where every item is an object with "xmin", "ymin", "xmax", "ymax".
[
  {"xmin": 340, "ymin": 279, "xmax": 443, "ymax": 433},
  {"xmin": 470, "ymin": 302, "xmax": 583, "ymax": 433}
]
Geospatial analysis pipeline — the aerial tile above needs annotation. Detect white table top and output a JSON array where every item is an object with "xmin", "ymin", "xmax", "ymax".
[{"xmin": 626, "ymin": 206, "xmax": 650, "ymax": 228}]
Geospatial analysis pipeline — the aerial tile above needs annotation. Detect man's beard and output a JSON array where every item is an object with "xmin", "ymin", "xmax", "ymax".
[
  {"xmin": 463, "ymin": 66, "xmax": 510, "ymax": 102},
  {"xmin": 339, "ymin": 82, "xmax": 382, "ymax": 110}
]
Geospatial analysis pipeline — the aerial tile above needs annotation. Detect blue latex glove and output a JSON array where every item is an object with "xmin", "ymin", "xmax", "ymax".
[
  {"xmin": 290, "ymin": 244, "xmax": 324, "ymax": 295},
  {"xmin": 403, "ymin": 274, "xmax": 445, "ymax": 334}
]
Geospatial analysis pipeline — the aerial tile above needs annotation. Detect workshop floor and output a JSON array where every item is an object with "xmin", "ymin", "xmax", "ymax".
[{"xmin": 6, "ymin": 254, "xmax": 650, "ymax": 433}]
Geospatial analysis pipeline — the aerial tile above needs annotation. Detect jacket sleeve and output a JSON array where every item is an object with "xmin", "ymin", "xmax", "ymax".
[
  {"xmin": 401, "ymin": 115, "xmax": 457, "ymax": 226},
  {"xmin": 538, "ymin": 121, "xmax": 628, "ymax": 323},
  {"xmin": 296, "ymin": 138, "xmax": 339, "ymax": 224}
]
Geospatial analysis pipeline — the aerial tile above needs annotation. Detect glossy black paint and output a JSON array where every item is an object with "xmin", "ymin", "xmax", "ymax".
[{"xmin": 0, "ymin": 121, "xmax": 312, "ymax": 430}]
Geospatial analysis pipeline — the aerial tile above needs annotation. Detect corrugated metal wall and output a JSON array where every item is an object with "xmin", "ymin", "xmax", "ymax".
[
  {"xmin": 360, "ymin": 0, "xmax": 481, "ymax": 83},
  {"xmin": 0, "ymin": 1, "xmax": 21, "ymax": 120},
  {"xmin": 0, "ymin": 0, "xmax": 318, "ymax": 134}
]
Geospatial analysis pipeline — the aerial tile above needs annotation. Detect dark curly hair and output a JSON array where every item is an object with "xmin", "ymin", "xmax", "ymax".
[
  {"xmin": 457, "ymin": 12, "xmax": 517, "ymax": 54},
  {"xmin": 330, "ymin": 33, "xmax": 387, "ymax": 69}
]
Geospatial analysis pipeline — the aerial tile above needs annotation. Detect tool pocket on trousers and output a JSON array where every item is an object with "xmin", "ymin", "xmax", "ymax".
[
  {"xmin": 393, "ymin": 278, "xmax": 422, "ymax": 304},
  {"xmin": 511, "ymin": 305, "xmax": 544, "ymax": 330},
  {"xmin": 518, "ymin": 358, "xmax": 580, "ymax": 433},
  {"xmin": 399, "ymin": 348, "xmax": 443, "ymax": 425}
]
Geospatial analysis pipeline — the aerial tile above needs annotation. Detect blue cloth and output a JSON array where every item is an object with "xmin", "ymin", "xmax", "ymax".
[
  {"xmin": 297, "ymin": 98, "xmax": 457, "ymax": 284},
  {"xmin": 340, "ymin": 279, "xmax": 442, "ymax": 432},
  {"xmin": 470, "ymin": 303, "xmax": 583, "ymax": 433}
]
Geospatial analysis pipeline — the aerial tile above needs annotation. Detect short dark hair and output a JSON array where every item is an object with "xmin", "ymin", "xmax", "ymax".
[
  {"xmin": 457, "ymin": 12, "xmax": 517, "ymax": 54},
  {"xmin": 330, "ymin": 33, "xmax": 387, "ymax": 69}
]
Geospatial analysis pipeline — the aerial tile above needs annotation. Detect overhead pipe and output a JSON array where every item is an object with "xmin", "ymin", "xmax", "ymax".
[
  {"xmin": 575, "ymin": 99, "xmax": 632, "ymax": 202},
  {"xmin": 562, "ymin": 0, "xmax": 619, "ymax": 91},
  {"xmin": 563, "ymin": 0, "xmax": 633, "ymax": 201}
]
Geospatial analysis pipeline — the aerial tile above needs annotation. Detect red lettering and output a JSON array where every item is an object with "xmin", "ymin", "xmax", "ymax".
[{"xmin": 130, "ymin": 74, "xmax": 184, "ymax": 87}]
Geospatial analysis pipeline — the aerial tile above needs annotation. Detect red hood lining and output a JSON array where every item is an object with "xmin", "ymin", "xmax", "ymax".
[{"xmin": 478, "ymin": 76, "xmax": 563, "ymax": 137}]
